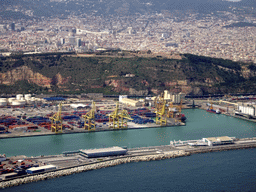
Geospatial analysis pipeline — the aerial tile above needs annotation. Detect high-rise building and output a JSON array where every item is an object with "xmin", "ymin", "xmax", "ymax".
[
  {"xmin": 76, "ymin": 38, "xmax": 81, "ymax": 47},
  {"xmin": 10, "ymin": 23, "xmax": 15, "ymax": 31},
  {"xmin": 60, "ymin": 38, "xmax": 65, "ymax": 45}
]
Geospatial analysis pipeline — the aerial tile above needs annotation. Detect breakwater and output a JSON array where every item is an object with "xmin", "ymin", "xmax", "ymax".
[
  {"xmin": 0, "ymin": 150, "xmax": 188, "ymax": 189},
  {"xmin": 185, "ymin": 142, "xmax": 256, "ymax": 154},
  {"xmin": 2, "ymin": 137, "xmax": 256, "ymax": 189}
]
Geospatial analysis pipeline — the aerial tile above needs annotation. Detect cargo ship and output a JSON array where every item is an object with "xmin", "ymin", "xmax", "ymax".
[
  {"xmin": 206, "ymin": 102, "xmax": 221, "ymax": 114},
  {"xmin": 206, "ymin": 108, "xmax": 221, "ymax": 114}
]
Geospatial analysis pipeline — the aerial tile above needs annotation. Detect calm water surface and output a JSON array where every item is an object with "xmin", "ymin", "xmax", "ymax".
[
  {"xmin": 0, "ymin": 109, "xmax": 255, "ymax": 157},
  {"xmin": 1, "ymin": 109, "xmax": 256, "ymax": 191},
  {"xmin": 3, "ymin": 148, "xmax": 256, "ymax": 192}
]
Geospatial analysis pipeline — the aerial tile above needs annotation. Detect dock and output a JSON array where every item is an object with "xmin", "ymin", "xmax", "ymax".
[{"xmin": 1, "ymin": 137, "xmax": 256, "ymax": 188}]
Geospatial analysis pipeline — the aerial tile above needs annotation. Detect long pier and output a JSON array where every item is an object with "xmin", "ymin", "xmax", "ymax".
[{"xmin": 1, "ymin": 137, "xmax": 256, "ymax": 188}]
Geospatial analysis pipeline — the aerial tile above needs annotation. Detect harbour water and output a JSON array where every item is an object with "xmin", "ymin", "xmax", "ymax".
[
  {"xmin": 3, "ymin": 148, "xmax": 256, "ymax": 192},
  {"xmin": 1, "ymin": 109, "xmax": 256, "ymax": 191},
  {"xmin": 0, "ymin": 109, "xmax": 255, "ymax": 157}
]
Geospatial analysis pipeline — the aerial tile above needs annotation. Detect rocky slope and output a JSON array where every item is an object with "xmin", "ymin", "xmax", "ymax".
[{"xmin": 0, "ymin": 53, "xmax": 255, "ymax": 95}]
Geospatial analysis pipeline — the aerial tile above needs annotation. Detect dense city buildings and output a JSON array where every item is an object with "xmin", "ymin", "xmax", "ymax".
[{"xmin": 0, "ymin": 1, "xmax": 255, "ymax": 63}]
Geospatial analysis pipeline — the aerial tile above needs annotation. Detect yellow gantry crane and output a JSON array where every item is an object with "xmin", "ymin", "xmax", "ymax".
[
  {"xmin": 109, "ymin": 102, "xmax": 133, "ymax": 129},
  {"xmin": 82, "ymin": 102, "xmax": 96, "ymax": 131},
  {"xmin": 50, "ymin": 102, "xmax": 63, "ymax": 133},
  {"xmin": 109, "ymin": 102, "xmax": 120, "ymax": 129},
  {"xmin": 166, "ymin": 102, "xmax": 174, "ymax": 118},
  {"xmin": 119, "ymin": 109, "xmax": 133, "ymax": 129},
  {"xmin": 154, "ymin": 96, "xmax": 167, "ymax": 126},
  {"xmin": 172, "ymin": 100, "xmax": 183, "ymax": 122}
]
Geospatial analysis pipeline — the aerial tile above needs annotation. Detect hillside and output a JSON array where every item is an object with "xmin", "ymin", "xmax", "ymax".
[
  {"xmin": 1, "ymin": 0, "xmax": 256, "ymax": 19},
  {"xmin": 0, "ymin": 53, "xmax": 255, "ymax": 95}
]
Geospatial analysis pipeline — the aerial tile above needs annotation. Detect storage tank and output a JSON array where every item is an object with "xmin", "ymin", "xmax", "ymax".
[
  {"xmin": 16, "ymin": 94, "xmax": 23, "ymax": 100},
  {"xmin": 0, "ymin": 98, "xmax": 7, "ymax": 102},
  {"xmin": 8, "ymin": 98, "xmax": 16, "ymax": 104},
  {"xmin": 0, "ymin": 98, "xmax": 7, "ymax": 107},
  {"xmin": 11, "ymin": 100, "xmax": 26, "ymax": 107},
  {"xmin": 172, "ymin": 95, "xmax": 176, "ymax": 103},
  {"xmin": 26, "ymin": 99, "xmax": 35, "ymax": 105},
  {"xmin": 24, "ymin": 94, "xmax": 32, "ymax": 100},
  {"xmin": 176, "ymin": 94, "xmax": 181, "ymax": 104},
  {"xmin": 0, "ymin": 101, "xmax": 7, "ymax": 107},
  {"xmin": 238, "ymin": 105, "xmax": 255, "ymax": 116}
]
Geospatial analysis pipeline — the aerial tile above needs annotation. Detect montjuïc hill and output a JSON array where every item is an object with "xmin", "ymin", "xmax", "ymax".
[{"xmin": 0, "ymin": 50, "xmax": 255, "ymax": 95}]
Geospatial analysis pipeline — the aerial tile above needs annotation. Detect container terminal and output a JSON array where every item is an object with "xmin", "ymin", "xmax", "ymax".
[
  {"xmin": 0, "ymin": 91, "xmax": 256, "ymax": 138},
  {"xmin": 0, "ymin": 92, "xmax": 188, "ymax": 138},
  {"xmin": 1, "ymin": 136, "xmax": 256, "ymax": 187}
]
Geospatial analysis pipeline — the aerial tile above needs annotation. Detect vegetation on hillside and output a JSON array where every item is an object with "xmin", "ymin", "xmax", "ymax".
[{"xmin": 0, "ymin": 53, "xmax": 255, "ymax": 95}]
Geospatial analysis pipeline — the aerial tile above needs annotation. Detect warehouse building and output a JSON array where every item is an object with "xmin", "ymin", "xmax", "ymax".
[
  {"xmin": 120, "ymin": 98, "xmax": 144, "ymax": 107},
  {"xmin": 203, "ymin": 136, "xmax": 234, "ymax": 146},
  {"xmin": 80, "ymin": 146, "xmax": 127, "ymax": 158}
]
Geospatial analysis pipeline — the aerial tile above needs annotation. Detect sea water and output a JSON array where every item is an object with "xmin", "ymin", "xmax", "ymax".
[
  {"xmin": 1, "ymin": 109, "xmax": 256, "ymax": 191},
  {"xmin": 3, "ymin": 148, "xmax": 256, "ymax": 192},
  {"xmin": 0, "ymin": 109, "xmax": 255, "ymax": 157}
]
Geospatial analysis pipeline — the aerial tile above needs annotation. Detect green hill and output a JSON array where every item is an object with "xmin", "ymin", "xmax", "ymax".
[{"xmin": 0, "ymin": 52, "xmax": 255, "ymax": 95}]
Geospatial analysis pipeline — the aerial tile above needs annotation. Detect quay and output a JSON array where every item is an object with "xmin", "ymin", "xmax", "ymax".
[{"xmin": 1, "ymin": 137, "xmax": 256, "ymax": 188}]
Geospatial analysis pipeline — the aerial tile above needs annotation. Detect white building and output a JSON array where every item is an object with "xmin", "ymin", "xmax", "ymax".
[
  {"xmin": 120, "ymin": 98, "xmax": 143, "ymax": 107},
  {"xmin": 203, "ymin": 136, "xmax": 234, "ymax": 146}
]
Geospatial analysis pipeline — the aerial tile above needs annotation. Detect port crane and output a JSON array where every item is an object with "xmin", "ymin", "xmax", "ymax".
[
  {"xmin": 119, "ymin": 109, "xmax": 133, "ymax": 129},
  {"xmin": 109, "ymin": 102, "xmax": 120, "ymax": 129},
  {"xmin": 82, "ymin": 101, "xmax": 96, "ymax": 131},
  {"xmin": 172, "ymin": 100, "xmax": 183, "ymax": 122},
  {"xmin": 50, "ymin": 102, "xmax": 63, "ymax": 133},
  {"xmin": 109, "ymin": 102, "xmax": 133, "ymax": 129},
  {"xmin": 166, "ymin": 102, "xmax": 174, "ymax": 118},
  {"xmin": 154, "ymin": 96, "xmax": 167, "ymax": 126}
]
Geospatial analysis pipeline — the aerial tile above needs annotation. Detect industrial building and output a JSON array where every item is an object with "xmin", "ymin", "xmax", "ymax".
[
  {"xmin": 120, "ymin": 98, "xmax": 144, "ymax": 107},
  {"xmin": 235, "ymin": 104, "xmax": 256, "ymax": 118},
  {"xmin": 203, "ymin": 136, "xmax": 234, "ymax": 146},
  {"xmin": 80, "ymin": 146, "xmax": 127, "ymax": 158},
  {"xmin": 163, "ymin": 90, "xmax": 185, "ymax": 104}
]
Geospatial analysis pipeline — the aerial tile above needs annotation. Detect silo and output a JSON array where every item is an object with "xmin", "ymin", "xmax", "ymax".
[
  {"xmin": 176, "ymin": 94, "xmax": 181, "ymax": 104},
  {"xmin": 0, "ymin": 98, "xmax": 7, "ymax": 107},
  {"xmin": 11, "ymin": 100, "xmax": 26, "ymax": 107},
  {"xmin": 172, "ymin": 95, "xmax": 176, "ymax": 103},
  {"xmin": 24, "ymin": 94, "xmax": 32, "ymax": 100},
  {"xmin": 8, "ymin": 98, "xmax": 16, "ymax": 104},
  {"xmin": 16, "ymin": 94, "xmax": 23, "ymax": 100}
]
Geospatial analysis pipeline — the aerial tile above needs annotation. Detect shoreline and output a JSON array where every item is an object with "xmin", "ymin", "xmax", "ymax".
[
  {"xmin": 0, "ymin": 123, "xmax": 185, "ymax": 139},
  {"xmin": 1, "ymin": 137, "xmax": 256, "ymax": 189}
]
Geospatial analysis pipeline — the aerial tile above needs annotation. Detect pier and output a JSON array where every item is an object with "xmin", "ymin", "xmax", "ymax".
[{"xmin": 1, "ymin": 137, "xmax": 256, "ymax": 188}]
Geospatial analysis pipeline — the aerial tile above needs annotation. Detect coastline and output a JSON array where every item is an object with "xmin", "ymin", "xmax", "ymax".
[
  {"xmin": 1, "ymin": 137, "xmax": 256, "ymax": 189},
  {"xmin": 0, "ymin": 122, "xmax": 185, "ymax": 139}
]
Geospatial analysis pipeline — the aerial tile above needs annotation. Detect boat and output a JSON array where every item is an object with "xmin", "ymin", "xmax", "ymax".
[
  {"xmin": 206, "ymin": 108, "xmax": 221, "ymax": 114},
  {"xmin": 206, "ymin": 101, "xmax": 221, "ymax": 114}
]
